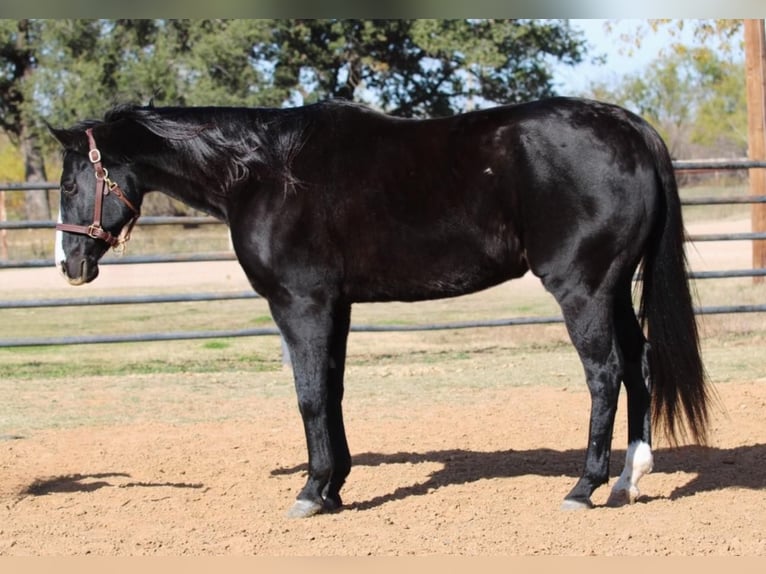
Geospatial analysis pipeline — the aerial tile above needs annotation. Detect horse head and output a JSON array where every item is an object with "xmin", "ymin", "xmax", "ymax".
[{"xmin": 50, "ymin": 125, "xmax": 142, "ymax": 285}]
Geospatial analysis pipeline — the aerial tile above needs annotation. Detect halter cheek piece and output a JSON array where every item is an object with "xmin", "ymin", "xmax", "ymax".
[{"xmin": 55, "ymin": 128, "xmax": 141, "ymax": 253}]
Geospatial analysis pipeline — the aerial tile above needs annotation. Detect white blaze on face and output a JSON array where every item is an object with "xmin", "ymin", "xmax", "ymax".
[{"xmin": 55, "ymin": 210, "xmax": 66, "ymax": 269}]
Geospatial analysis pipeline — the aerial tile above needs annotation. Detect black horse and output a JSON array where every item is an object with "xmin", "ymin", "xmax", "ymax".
[{"xmin": 50, "ymin": 97, "xmax": 711, "ymax": 517}]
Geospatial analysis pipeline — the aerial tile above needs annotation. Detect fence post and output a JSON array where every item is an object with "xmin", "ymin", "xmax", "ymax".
[
  {"xmin": 0, "ymin": 190, "xmax": 7, "ymax": 260},
  {"xmin": 280, "ymin": 334, "xmax": 292, "ymax": 368},
  {"xmin": 745, "ymin": 19, "xmax": 766, "ymax": 283}
]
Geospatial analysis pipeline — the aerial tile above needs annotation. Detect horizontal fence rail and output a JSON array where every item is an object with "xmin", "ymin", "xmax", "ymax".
[
  {"xmin": 2, "ymin": 157, "xmax": 766, "ymax": 348},
  {"xmin": 3, "ymin": 305, "xmax": 766, "ymax": 348},
  {"xmin": 672, "ymin": 159, "xmax": 766, "ymax": 170},
  {"xmin": 3, "ymin": 267, "xmax": 766, "ymax": 312},
  {"xmin": 0, "ymin": 290, "xmax": 260, "ymax": 309},
  {"xmin": 0, "ymin": 252, "xmax": 237, "ymax": 270},
  {"xmin": 0, "ymin": 215, "xmax": 220, "ymax": 230}
]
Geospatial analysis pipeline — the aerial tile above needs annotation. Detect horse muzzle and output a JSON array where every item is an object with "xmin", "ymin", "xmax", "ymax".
[{"xmin": 60, "ymin": 256, "xmax": 99, "ymax": 285}]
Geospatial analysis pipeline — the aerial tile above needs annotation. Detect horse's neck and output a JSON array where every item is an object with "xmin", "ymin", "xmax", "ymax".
[{"xmin": 141, "ymin": 164, "xmax": 229, "ymax": 222}]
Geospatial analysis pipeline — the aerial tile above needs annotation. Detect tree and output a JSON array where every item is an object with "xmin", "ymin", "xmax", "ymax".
[
  {"xmin": 596, "ymin": 49, "xmax": 746, "ymax": 157},
  {"xmin": 263, "ymin": 19, "xmax": 587, "ymax": 117},
  {"xmin": 604, "ymin": 19, "xmax": 744, "ymax": 58},
  {"xmin": 1, "ymin": 19, "xmax": 279, "ymax": 218},
  {"xmin": 588, "ymin": 44, "xmax": 747, "ymax": 159},
  {"xmin": 31, "ymin": 19, "xmax": 587, "ymax": 127},
  {"xmin": 35, "ymin": 20, "xmax": 279, "ymax": 128},
  {"xmin": 0, "ymin": 19, "xmax": 50, "ymax": 219},
  {"xmin": 691, "ymin": 54, "xmax": 748, "ymax": 155}
]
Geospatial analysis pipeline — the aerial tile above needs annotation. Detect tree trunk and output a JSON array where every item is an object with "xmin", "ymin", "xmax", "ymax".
[
  {"xmin": 13, "ymin": 19, "xmax": 51, "ymax": 221},
  {"xmin": 0, "ymin": 191, "xmax": 7, "ymax": 259},
  {"xmin": 21, "ymin": 122, "xmax": 51, "ymax": 220}
]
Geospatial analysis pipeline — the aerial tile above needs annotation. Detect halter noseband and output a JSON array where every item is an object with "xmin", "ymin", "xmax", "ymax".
[{"xmin": 55, "ymin": 128, "xmax": 141, "ymax": 253}]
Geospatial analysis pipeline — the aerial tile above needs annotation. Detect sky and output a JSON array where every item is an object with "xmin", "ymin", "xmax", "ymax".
[{"xmin": 554, "ymin": 19, "xmax": 717, "ymax": 95}]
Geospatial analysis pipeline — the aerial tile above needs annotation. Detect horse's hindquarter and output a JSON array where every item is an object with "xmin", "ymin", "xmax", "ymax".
[{"xmin": 509, "ymin": 99, "xmax": 660, "ymax": 286}]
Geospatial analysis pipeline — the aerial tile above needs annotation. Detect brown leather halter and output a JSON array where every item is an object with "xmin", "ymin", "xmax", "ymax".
[{"xmin": 55, "ymin": 128, "xmax": 140, "ymax": 252}]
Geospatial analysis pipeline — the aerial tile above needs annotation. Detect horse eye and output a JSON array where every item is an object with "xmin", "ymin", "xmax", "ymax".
[{"xmin": 61, "ymin": 182, "xmax": 77, "ymax": 195}]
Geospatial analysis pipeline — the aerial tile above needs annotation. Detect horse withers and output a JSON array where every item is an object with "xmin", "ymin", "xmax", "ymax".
[{"xmin": 50, "ymin": 97, "xmax": 712, "ymax": 517}]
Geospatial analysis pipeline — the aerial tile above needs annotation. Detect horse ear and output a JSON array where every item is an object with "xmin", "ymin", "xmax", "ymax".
[{"xmin": 47, "ymin": 124, "xmax": 88, "ymax": 154}]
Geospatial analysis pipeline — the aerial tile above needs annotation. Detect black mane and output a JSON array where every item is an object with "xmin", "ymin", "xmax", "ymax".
[{"xmin": 102, "ymin": 103, "xmax": 310, "ymax": 194}]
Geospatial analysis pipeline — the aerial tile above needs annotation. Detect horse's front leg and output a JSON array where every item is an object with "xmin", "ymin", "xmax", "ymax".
[
  {"xmin": 322, "ymin": 302, "xmax": 352, "ymax": 510},
  {"xmin": 269, "ymin": 295, "xmax": 352, "ymax": 518}
]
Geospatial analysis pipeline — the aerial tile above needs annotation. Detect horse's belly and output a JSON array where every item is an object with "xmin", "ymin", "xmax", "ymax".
[{"xmin": 345, "ymin": 242, "xmax": 528, "ymax": 303}]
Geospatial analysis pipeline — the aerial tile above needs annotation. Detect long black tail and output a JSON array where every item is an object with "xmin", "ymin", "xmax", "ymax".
[{"xmin": 637, "ymin": 123, "xmax": 711, "ymax": 445}]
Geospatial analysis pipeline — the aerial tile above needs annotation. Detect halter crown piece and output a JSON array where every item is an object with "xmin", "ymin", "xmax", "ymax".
[{"xmin": 55, "ymin": 128, "xmax": 141, "ymax": 254}]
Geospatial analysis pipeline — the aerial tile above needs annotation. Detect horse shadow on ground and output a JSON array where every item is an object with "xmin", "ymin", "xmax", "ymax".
[
  {"xmin": 271, "ymin": 443, "xmax": 766, "ymax": 511},
  {"xmin": 21, "ymin": 472, "xmax": 205, "ymax": 496}
]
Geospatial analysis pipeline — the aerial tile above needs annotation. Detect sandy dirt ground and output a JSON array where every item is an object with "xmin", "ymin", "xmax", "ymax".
[
  {"xmin": 0, "ymin": 381, "xmax": 765, "ymax": 556},
  {"xmin": 1, "ymin": 217, "xmax": 765, "ymax": 555}
]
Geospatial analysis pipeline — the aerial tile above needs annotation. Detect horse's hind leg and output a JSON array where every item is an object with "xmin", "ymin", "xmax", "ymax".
[
  {"xmin": 606, "ymin": 284, "xmax": 654, "ymax": 506},
  {"xmin": 543, "ymin": 276, "xmax": 623, "ymax": 509}
]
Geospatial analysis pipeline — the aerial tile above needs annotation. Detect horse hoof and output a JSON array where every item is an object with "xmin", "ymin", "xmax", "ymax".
[
  {"xmin": 560, "ymin": 498, "xmax": 593, "ymax": 511},
  {"xmin": 606, "ymin": 486, "xmax": 638, "ymax": 507},
  {"xmin": 287, "ymin": 499, "xmax": 324, "ymax": 519}
]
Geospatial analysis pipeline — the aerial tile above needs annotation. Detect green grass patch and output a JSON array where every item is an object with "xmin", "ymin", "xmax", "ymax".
[
  {"xmin": 202, "ymin": 340, "xmax": 230, "ymax": 350},
  {"xmin": 0, "ymin": 339, "xmax": 283, "ymax": 380}
]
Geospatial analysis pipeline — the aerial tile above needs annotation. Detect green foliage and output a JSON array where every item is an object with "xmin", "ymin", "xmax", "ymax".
[
  {"xmin": 35, "ymin": 19, "xmax": 281, "ymax": 128},
  {"xmin": 0, "ymin": 134, "xmax": 23, "ymax": 181},
  {"xmin": 588, "ymin": 46, "xmax": 746, "ymax": 158},
  {"xmin": 264, "ymin": 19, "xmax": 586, "ymax": 117},
  {"xmin": 0, "ymin": 20, "xmax": 39, "ymax": 140},
  {"xmin": 0, "ymin": 133, "xmax": 25, "ymax": 218},
  {"xmin": 4, "ymin": 19, "xmax": 587, "ymax": 132},
  {"xmin": 691, "ymin": 56, "xmax": 748, "ymax": 153},
  {"xmin": 605, "ymin": 19, "xmax": 743, "ymax": 57},
  {"xmin": 590, "ymin": 20, "xmax": 748, "ymax": 159}
]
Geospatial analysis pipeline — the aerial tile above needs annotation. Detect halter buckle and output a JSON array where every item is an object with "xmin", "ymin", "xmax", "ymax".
[
  {"xmin": 87, "ymin": 224, "xmax": 104, "ymax": 239},
  {"xmin": 88, "ymin": 149, "xmax": 102, "ymax": 164}
]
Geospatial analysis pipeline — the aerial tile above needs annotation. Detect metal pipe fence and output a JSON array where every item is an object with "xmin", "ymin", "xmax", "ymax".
[{"xmin": 2, "ymin": 158, "xmax": 765, "ymax": 347}]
